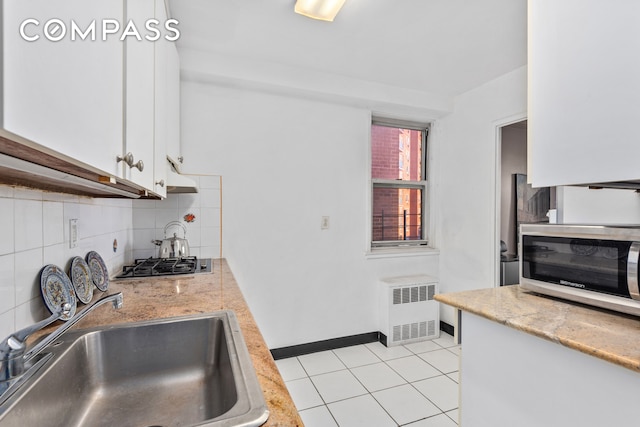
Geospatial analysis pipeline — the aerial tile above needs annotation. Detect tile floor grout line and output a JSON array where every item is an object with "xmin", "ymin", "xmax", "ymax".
[{"xmin": 287, "ymin": 335, "xmax": 460, "ymax": 426}]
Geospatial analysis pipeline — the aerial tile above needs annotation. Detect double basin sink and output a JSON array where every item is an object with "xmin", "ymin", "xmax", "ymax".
[{"xmin": 0, "ymin": 310, "xmax": 269, "ymax": 427}]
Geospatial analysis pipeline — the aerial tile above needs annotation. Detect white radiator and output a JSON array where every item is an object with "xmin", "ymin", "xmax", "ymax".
[{"xmin": 379, "ymin": 275, "xmax": 439, "ymax": 346}]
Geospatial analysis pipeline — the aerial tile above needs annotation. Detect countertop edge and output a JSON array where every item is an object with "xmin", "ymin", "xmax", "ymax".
[{"xmin": 436, "ymin": 285, "xmax": 640, "ymax": 373}]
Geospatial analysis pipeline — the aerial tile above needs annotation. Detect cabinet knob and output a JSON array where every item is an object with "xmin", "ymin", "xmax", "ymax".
[
  {"xmin": 156, "ymin": 179, "xmax": 165, "ymax": 187},
  {"xmin": 116, "ymin": 152, "xmax": 135, "ymax": 166},
  {"xmin": 117, "ymin": 152, "xmax": 144, "ymax": 172}
]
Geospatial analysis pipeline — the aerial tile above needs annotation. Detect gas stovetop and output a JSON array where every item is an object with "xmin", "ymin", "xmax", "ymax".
[{"xmin": 116, "ymin": 257, "xmax": 212, "ymax": 279}]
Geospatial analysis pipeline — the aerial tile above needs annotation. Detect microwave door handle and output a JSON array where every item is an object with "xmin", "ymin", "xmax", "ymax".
[{"xmin": 627, "ymin": 242, "xmax": 640, "ymax": 300}]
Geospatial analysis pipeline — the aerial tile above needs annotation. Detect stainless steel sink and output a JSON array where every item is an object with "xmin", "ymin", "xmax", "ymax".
[{"xmin": 0, "ymin": 311, "xmax": 269, "ymax": 427}]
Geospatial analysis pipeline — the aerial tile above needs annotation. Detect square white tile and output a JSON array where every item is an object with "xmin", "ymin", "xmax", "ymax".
[
  {"xmin": 433, "ymin": 333, "xmax": 457, "ymax": 348},
  {"xmin": 405, "ymin": 413, "xmax": 458, "ymax": 427},
  {"xmin": 327, "ymin": 394, "xmax": 396, "ymax": 427},
  {"xmin": 42, "ymin": 201, "xmax": 64, "ymax": 247},
  {"xmin": 14, "ymin": 298, "xmax": 48, "ymax": 330},
  {"xmin": 333, "ymin": 344, "xmax": 381, "ymax": 368},
  {"xmin": 446, "ymin": 371, "xmax": 459, "ymax": 383},
  {"xmin": 285, "ymin": 377, "xmax": 324, "ymax": 410},
  {"xmin": 445, "ymin": 408, "xmax": 459, "ymax": 423},
  {"xmin": 0, "ymin": 310, "xmax": 15, "ymax": 340},
  {"xmin": 350, "ymin": 362, "xmax": 406, "ymax": 392},
  {"xmin": 299, "ymin": 405, "xmax": 339, "ymax": 427},
  {"xmin": 372, "ymin": 384, "xmax": 441, "ymax": 425},
  {"xmin": 403, "ymin": 340, "xmax": 443, "ymax": 354},
  {"xmin": 386, "ymin": 355, "xmax": 442, "ymax": 383},
  {"xmin": 418, "ymin": 349, "xmax": 460, "ymax": 374},
  {"xmin": 365, "ymin": 341, "xmax": 413, "ymax": 361},
  {"xmin": 413, "ymin": 375, "xmax": 459, "ymax": 412},
  {"xmin": 14, "ymin": 199, "xmax": 43, "ymax": 252},
  {"xmin": 275, "ymin": 357, "xmax": 307, "ymax": 381},
  {"xmin": 298, "ymin": 350, "xmax": 346, "ymax": 376},
  {"xmin": 14, "ymin": 248, "xmax": 43, "ymax": 306},
  {"xmin": 0, "ymin": 254, "xmax": 15, "ymax": 315},
  {"xmin": 311, "ymin": 370, "xmax": 368, "ymax": 403},
  {"xmin": 0, "ymin": 198, "xmax": 14, "ymax": 256},
  {"xmin": 447, "ymin": 345, "xmax": 462, "ymax": 356}
]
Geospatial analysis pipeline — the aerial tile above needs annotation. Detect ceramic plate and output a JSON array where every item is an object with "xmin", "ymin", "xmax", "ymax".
[
  {"xmin": 40, "ymin": 264, "xmax": 76, "ymax": 321},
  {"xmin": 86, "ymin": 251, "xmax": 109, "ymax": 291},
  {"xmin": 69, "ymin": 256, "xmax": 93, "ymax": 304}
]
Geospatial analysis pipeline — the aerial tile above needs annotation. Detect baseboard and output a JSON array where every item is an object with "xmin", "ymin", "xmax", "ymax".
[
  {"xmin": 440, "ymin": 321, "xmax": 454, "ymax": 336},
  {"xmin": 271, "ymin": 332, "xmax": 380, "ymax": 360},
  {"xmin": 270, "ymin": 323, "xmax": 456, "ymax": 360}
]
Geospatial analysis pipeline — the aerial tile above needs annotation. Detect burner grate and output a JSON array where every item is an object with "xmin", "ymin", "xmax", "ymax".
[{"xmin": 117, "ymin": 256, "xmax": 205, "ymax": 278}]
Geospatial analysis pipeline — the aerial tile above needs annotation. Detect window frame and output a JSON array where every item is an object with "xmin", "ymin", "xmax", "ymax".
[{"xmin": 370, "ymin": 118, "xmax": 430, "ymax": 249}]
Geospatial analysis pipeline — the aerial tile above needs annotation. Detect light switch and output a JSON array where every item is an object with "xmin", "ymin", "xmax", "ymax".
[{"xmin": 321, "ymin": 216, "xmax": 330, "ymax": 230}]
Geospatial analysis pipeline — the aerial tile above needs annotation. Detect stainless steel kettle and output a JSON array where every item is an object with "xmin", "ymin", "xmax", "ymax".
[{"xmin": 152, "ymin": 221, "xmax": 190, "ymax": 258}]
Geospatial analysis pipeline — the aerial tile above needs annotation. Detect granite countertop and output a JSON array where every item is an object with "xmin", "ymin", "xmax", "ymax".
[
  {"xmin": 38, "ymin": 258, "xmax": 302, "ymax": 427},
  {"xmin": 435, "ymin": 285, "xmax": 640, "ymax": 372}
]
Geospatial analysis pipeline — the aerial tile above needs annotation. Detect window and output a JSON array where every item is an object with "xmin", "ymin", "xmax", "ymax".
[{"xmin": 371, "ymin": 119, "xmax": 428, "ymax": 248}]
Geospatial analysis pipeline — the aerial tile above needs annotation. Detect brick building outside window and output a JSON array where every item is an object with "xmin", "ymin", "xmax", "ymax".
[{"xmin": 371, "ymin": 120, "xmax": 428, "ymax": 247}]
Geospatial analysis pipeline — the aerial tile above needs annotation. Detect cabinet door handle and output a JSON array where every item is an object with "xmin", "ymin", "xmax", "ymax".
[
  {"xmin": 117, "ymin": 152, "xmax": 135, "ymax": 167},
  {"xmin": 117, "ymin": 152, "xmax": 144, "ymax": 172},
  {"xmin": 156, "ymin": 179, "xmax": 165, "ymax": 187}
]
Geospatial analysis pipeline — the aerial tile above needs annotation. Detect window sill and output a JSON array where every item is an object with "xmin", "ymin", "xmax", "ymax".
[{"xmin": 365, "ymin": 246, "xmax": 440, "ymax": 259}]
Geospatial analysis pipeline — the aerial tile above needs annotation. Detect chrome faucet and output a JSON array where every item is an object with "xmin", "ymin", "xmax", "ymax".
[{"xmin": 0, "ymin": 292, "xmax": 123, "ymax": 399}]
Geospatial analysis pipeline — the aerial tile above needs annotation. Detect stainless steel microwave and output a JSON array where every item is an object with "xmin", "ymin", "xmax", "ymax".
[{"xmin": 520, "ymin": 224, "xmax": 640, "ymax": 316}]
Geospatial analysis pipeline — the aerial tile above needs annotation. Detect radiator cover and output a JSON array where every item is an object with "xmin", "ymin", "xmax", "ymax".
[{"xmin": 379, "ymin": 275, "xmax": 440, "ymax": 346}]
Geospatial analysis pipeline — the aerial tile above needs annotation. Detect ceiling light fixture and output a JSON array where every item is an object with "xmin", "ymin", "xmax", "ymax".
[{"xmin": 294, "ymin": 0, "xmax": 347, "ymax": 22}]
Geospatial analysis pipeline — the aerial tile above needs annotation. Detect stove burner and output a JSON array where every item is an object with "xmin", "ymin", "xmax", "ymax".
[{"xmin": 116, "ymin": 257, "xmax": 212, "ymax": 278}]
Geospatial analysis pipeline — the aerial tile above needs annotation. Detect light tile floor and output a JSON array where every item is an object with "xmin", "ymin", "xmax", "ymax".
[{"xmin": 275, "ymin": 333, "xmax": 460, "ymax": 427}]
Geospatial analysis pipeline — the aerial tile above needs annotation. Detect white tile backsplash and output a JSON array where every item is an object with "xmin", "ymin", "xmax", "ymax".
[
  {"xmin": 132, "ymin": 175, "xmax": 223, "ymax": 259},
  {"xmin": 0, "ymin": 185, "xmax": 133, "ymax": 338},
  {"xmin": 0, "ymin": 254, "xmax": 15, "ymax": 315},
  {"xmin": 15, "ymin": 199, "xmax": 43, "ymax": 252},
  {"xmin": 43, "ymin": 201, "xmax": 64, "ymax": 246},
  {"xmin": 0, "ymin": 198, "xmax": 15, "ymax": 255}
]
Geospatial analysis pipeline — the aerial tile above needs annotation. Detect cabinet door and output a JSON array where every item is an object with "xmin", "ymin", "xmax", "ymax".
[
  {"xmin": 166, "ymin": 42, "xmax": 181, "ymax": 163},
  {"xmin": 124, "ymin": 0, "xmax": 155, "ymax": 190},
  {"xmin": 152, "ymin": 0, "xmax": 169, "ymax": 198},
  {"xmin": 1, "ymin": 0, "xmax": 123, "ymax": 177},
  {"xmin": 528, "ymin": 0, "xmax": 640, "ymax": 187}
]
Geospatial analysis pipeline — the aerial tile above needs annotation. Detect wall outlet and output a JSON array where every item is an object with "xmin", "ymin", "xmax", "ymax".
[
  {"xmin": 69, "ymin": 219, "xmax": 78, "ymax": 248},
  {"xmin": 321, "ymin": 216, "xmax": 330, "ymax": 230}
]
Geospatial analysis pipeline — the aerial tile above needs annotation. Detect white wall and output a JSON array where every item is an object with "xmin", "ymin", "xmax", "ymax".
[
  {"xmin": 180, "ymin": 80, "xmax": 440, "ymax": 349},
  {"xmin": 436, "ymin": 66, "xmax": 527, "ymax": 325},
  {"xmin": 0, "ymin": 185, "xmax": 132, "ymax": 340},
  {"xmin": 132, "ymin": 175, "xmax": 222, "ymax": 260}
]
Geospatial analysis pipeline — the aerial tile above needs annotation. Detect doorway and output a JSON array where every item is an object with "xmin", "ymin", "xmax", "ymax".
[{"xmin": 496, "ymin": 119, "xmax": 556, "ymax": 286}]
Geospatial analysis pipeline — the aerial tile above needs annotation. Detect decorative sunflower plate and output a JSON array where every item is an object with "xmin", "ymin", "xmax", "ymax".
[
  {"xmin": 69, "ymin": 256, "xmax": 93, "ymax": 304},
  {"xmin": 86, "ymin": 251, "xmax": 109, "ymax": 292},
  {"xmin": 40, "ymin": 264, "xmax": 76, "ymax": 321}
]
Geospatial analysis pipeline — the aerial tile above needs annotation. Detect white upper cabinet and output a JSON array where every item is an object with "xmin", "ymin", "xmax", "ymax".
[
  {"xmin": 166, "ymin": 41, "xmax": 181, "ymax": 163},
  {"xmin": 528, "ymin": 0, "xmax": 640, "ymax": 187},
  {"xmin": 152, "ymin": 0, "xmax": 169, "ymax": 198},
  {"xmin": 124, "ymin": 0, "xmax": 156, "ymax": 191},
  {"xmin": 1, "ymin": 0, "xmax": 124, "ymax": 178},
  {"xmin": 1, "ymin": 0, "xmax": 180, "ymax": 197}
]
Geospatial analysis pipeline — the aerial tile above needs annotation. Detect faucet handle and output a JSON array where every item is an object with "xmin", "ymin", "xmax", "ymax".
[{"xmin": 2, "ymin": 303, "xmax": 72, "ymax": 354}]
